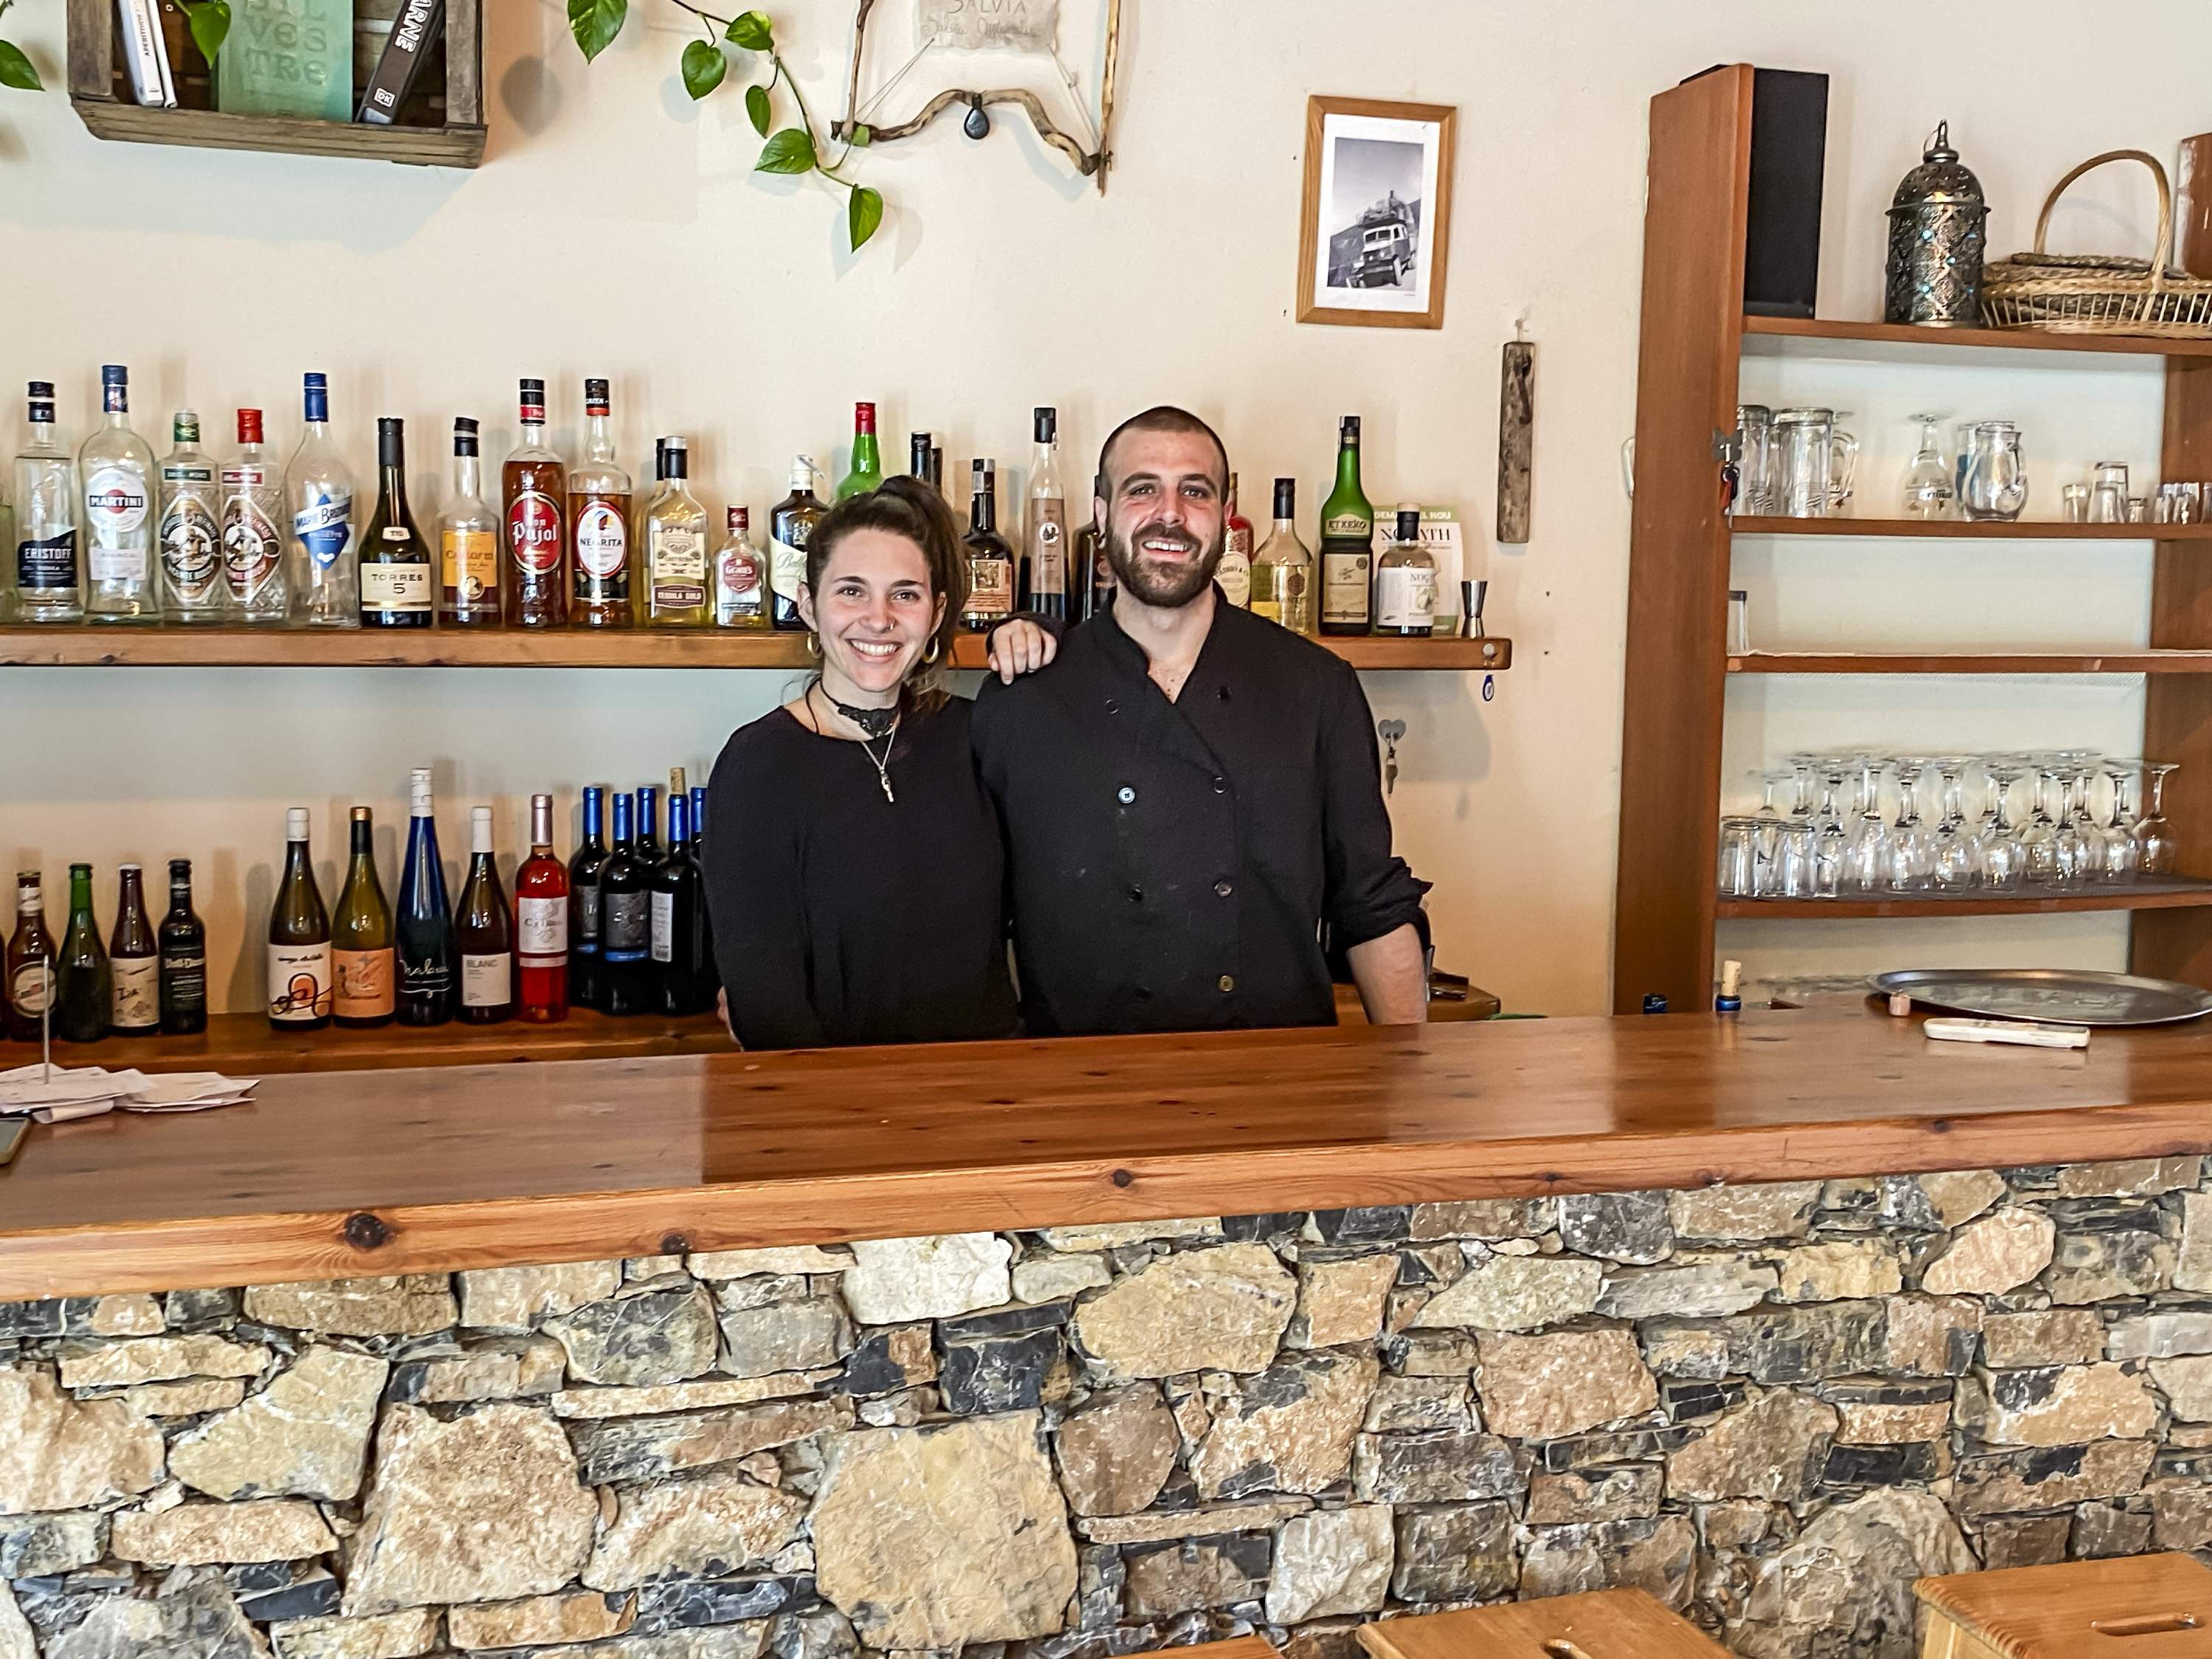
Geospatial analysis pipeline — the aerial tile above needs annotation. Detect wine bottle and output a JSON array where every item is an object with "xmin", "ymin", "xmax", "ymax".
[
  {"xmin": 599, "ymin": 790, "xmax": 649, "ymax": 1017},
  {"xmin": 456, "ymin": 806, "xmax": 514, "ymax": 1023},
  {"xmin": 108, "ymin": 863, "xmax": 159, "ymax": 1035},
  {"xmin": 650, "ymin": 790, "xmax": 712, "ymax": 1015},
  {"xmin": 1022, "ymin": 407, "xmax": 1070, "ymax": 621},
  {"xmin": 333, "ymin": 805, "xmax": 396, "ymax": 1028},
  {"xmin": 52, "ymin": 863, "xmax": 111, "ymax": 1043},
  {"xmin": 689, "ymin": 784, "xmax": 719, "ymax": 1004},
  {"xmin": 1218, "ymin": 472, "xmax": 1254, "ymax": 609},
  {"xmin": 568, "ymin": 785, "xmax": 608, "ymax": 1012},
  {"xmin": 360, "ymin": 417, "xmax": 433, "ymax": 627},
  {"xmin": 634, "ymin": 784, "xmax": 664, "ymax": 872},
  {"xmin": 396, "ymin": 768, "xmax": 453, "ymax": 1026},
  {"xmin": 4, "ymin": 873, "xmax": 55, "ymax": 1043},
  {"xmin": 836, "ymin": 401, "xmax": 883, "ymax": 501},
  {"xmin": 268, "ymin": 810, "xmax": 333, "ymax": 1031},
  {"xmin": 157, "ymin": 858, "xmax": 207, "ymax": 1036},
  {"xmin": 961, "ymin": 460, "xmax": 1015, "ymax": 630},
  {"xmin": 1319, "ymin": 415, "xmax": 1374, "ymax": 636},
  {"xmin": 516, "ymin": 792, "xmax": 569, "ymax": 1023}
]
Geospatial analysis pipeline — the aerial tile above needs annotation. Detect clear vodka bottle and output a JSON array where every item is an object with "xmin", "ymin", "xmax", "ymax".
[
  {"xmin": 285, "ymin": 372, "xmax": 358, "ymax": 627},
  {"xmin": 12, "ymin": 381, "xmax": 81, "ymax": 624},
  {"xmin": 80, "ymin": 364, "xmax": 161, "ymax": 622}
]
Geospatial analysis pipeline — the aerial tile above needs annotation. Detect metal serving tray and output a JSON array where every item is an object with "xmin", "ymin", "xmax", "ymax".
[{"xmin": 1871, "ymin": 968, "xmax": 2212, "ymax": 1027}]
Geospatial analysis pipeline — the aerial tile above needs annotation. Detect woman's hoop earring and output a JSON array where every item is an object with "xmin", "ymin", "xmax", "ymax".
[
  {"xmin": 922, "ymin": 637, "xmax": 942, "ymax": 666},
  {"xmin": 804, "ymin": 633, "xmax": 821, "ymax": 660}
]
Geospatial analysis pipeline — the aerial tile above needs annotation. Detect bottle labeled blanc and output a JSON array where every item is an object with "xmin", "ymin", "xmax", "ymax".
[
  {"xmin": 159, "ymin": 411, "xmax": 225, "ymax": 622},
  {"xmin": 157, "ymin": 858, "xmax": 207, "ymax": 1036},
  {"xmin": 360, "ymin": 418, "xmax": 434, "ymax": 627},
  {"xmin": 1023, "ymin": 407, "xmax": 1070, "ymax": 621},
  {"xmin": 108, "ymin": 863, "xmax": 159, "ymax": 1035},
  {"xmin": 1319, "ymin": 415, "xmax": 1374, "ymax": 636},
  {"xmin": 962, "ymin": 459, "xmax": 1015, "ymax": 630},
  {"xmin": 54, "ymin": 864, "xmax": 110, "ymax": 1043},
  {"xmin": 439, "ymin": 417, "xmax": 501, "ymax": 627},
  {"xmin": 14, "ymin": 382, "xmax": 82, "ymax": 624},
  {"xmin": 4, "ymin": 874, "xmax": 55, "ymax": 1043},
  {"xmin": 644, "ymin": 436, "xmax": 712, "ymax": 627},
  {"xmin": 599, "ymin": 791, "xmax": 650, "ymax": 1016},
  {"xmin": 1218, "ymin": 473, "xmax": 1253, "ymax": 609},
  {"xmin": 769, "ymin": 456, "xmax": 824, "ymax": 631},
  {"xmin": 333, "ymin": 805, "xmax": 396, "ymax": 1028},
  {"xmin": 568, "ymin": 785, "xmax": 608, "ymax": 1011},
  {"xmin": 570, "ymin": 378, "xmax": 633, "ymax": 627},
  {"xmin": 456, "ymin": 806, "xmax": 514, "ymax": 1023},
  {"xmin": 396, "ymin": 768, "xmax": 453, "ymax": 1026},
  {"xmin": 515, "ymin": 792, "xmax": 569, "ymax": 1023},
  {"xmin": 268, "ymin": 810, "xmax": 333, "ymax": 1030},
  {"xmin": 836, "ymin": 401, "xmax": 883, "ymax": 501},
  {"xmin": 1373, "ymin": 504, "xmax": 1437, "ymax": 637},
  {"xmin": 650, "ymin": 790, "xmax": 712, "ymax": 1015}
]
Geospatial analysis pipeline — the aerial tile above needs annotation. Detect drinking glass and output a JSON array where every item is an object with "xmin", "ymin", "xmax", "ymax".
[
  {"xmin": 1775, "ymin": 408, "xmax": 1860, "ymax": 518},
  {"xmin": 1885, "ymin": 762, "xmax": 1935, "ymax": 891},
  {"xmin": 1810, "ymin": 763, "xmax": 1848, "ymax": 898},
  {"xmin": 2017, "ymin": 759, "xmax": 2062, "ymax": 884},
  {"xmin": 1776, "ymin": 818, "xmax": 1818, "ymax": 898},
  {"xmin": 2135, "ymin": 761, "xmax": 2180, "ymax": 876},
  {"xmin": 1844, "ymin": 757, "xmax": 1891, "ymax": 894},
  {"xmin": 1736, "ymin": 405, "xmax": 1778, "ymax": 515},
  {"xmin": 2101, "ymin": 758, "xmax": 2142, "ymax": 884},
  {"xmin": 2048, "ymin": 761, "xmax": 2097, "ymax": 886},
  {"xmin": 1930, "ymin": 757, "xmax": 1980, "ymax": 891},
  {"xmin": 2058, "ymin": 753, "xmax": 2118, "ymax": 886},
  {"xmin": 2089, "ymin": 462, "xmax": 2129, "ymax": 524},
  {"xmin": 1718, "ymin": 817, "xmax": 1761, "ymax": 898},
  {"xmin": 2062, "ymin": 484, "xmax": 2091, "ymax": 523},
  {"xmin": 1982, "ymin": 764, "xmax": 2028, "ymax": 891},
  {"xmin": 1900, "ymin": 415, "xmax": 1954, "ymax": 519},
  {"xmin": 1961, "ymin": 422, "xmax": 2029, "ymax": 521}
]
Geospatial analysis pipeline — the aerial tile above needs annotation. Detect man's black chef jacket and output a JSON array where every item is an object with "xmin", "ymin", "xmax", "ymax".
[{"xmin": 970, "ymin": 594, "xmax": 1430, "ymax": 1037}]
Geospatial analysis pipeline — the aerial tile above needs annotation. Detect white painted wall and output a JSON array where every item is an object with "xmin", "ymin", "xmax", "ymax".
[{"xmin": 3, "ymin": 0, "xmax": 2210, "ymax": 1015}]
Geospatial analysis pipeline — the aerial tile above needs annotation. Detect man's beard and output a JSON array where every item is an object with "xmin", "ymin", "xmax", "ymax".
[{"xmin": 1105, "ymin": 518, "xmax": 1225, "ymax": 609}]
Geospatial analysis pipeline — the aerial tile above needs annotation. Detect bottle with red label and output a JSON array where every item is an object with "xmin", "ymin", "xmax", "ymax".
[
  {"xmin": 502, "ymin": 378, "xmax": 568, "ymax": 627},
  {"xmin": 568, "ymin": 377, "xmax": 633, "ymax": 627},
  {"xmin": 515, "ymin": 792, "xmax": 570, "ymax": 1023},
  {"xmin": 714, "ymin": 507, "xmax": 768, "ymax": 629}
]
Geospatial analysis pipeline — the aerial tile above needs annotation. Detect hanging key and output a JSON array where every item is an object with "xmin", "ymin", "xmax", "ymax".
[{"xmin": 1377, "ymin": 719, "xmax": 1406, "ymax": 797}]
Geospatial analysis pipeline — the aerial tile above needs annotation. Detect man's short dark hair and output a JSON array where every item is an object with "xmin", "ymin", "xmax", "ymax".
[{"xmin": 1097, "ymin": 406, "xmax": 1229, "ymax": 498}]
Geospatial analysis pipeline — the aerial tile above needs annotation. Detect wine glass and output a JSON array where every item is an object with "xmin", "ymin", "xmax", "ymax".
[
  {"xmin": 1930, "ymin": 757, "xmax": 1980, "ymax": 891},
  {"xmin": 1845, "ymin": 756, "xmax": 1892, "ymax": 894},
  {"xmin": 1810, "ymin": 762, "xmax": 1848, "ymax": 898},
  {"xmin": 2017, "ymin": 759, "xmax": 2063, "ymax": 884},
  {"xmin": 1886, "ymin": 761, "xmax": 1936, "ymax": 892},
  {"xmin": 2136, "ymin": 761, "xmax": 2180, "ymax": 876},
  {"xmin": 2101, "ymin": 758, "xmax": 2143, "ymax": 885},
  {"xmin": 1900, "ymin": 415, "xmax": 1955, "ymax": 519}
]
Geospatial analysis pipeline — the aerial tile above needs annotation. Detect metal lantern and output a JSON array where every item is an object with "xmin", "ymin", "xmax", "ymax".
[{"xmin": 1884, "ymin": 122, "xmax": 1989, "ymax": 327}]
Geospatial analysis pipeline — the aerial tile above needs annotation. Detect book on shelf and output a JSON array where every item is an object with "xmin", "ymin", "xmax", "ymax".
[
  {"xmin": 357, "ymin": 0, "xmax": 444, "ymax": 125},
  {"xmin": 115, "ymin": 0, "xmax": 177, "ymax": 108}
]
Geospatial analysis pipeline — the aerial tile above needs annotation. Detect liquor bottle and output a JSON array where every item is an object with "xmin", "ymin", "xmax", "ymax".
[
  {"xmin": 961, "ymin": 459, "xmax": 1015, "ymax": 631},
  {"xmin": 644, "ymin": 436, "xmax": 712, "ymax": 627},
  {"xmin": 1319, "ymin": 416, "xmax": 1374, "ymax": 636},
  {"xmin": 221, "ymin": 409, "xmax": 288, "ymax": 624},
  {"xmin": 929, "ymin": 445, "xmax": 945, "ymax": 493},
  {"xmin": 768, "ymin": 456, "xmax": 824, "ymax": 631},
  {"xmin": 359, "ymin": 418, "xmax": 434, "ymax": 627},
  {"xmin": 1079, "ymin": 473, "xmax": 1112, "ymax": 620},
  {"xmin": 159, "ymin": 411, "xmax": 224, "ymax": 622},
  {"xmin": 504, "ymin": 378, "xmax": 568, "ymax": 627},
  {"xmin": 108, "ymin": 863, "xmax": 159, "ymax": 1036},
  {"xmin": 4, "ymin": 874, "xmax": 55, "ymax": 1043},
  {"xmin": 1374, "ymin": 504, "xmax": 1437, "ymax": 637},
  {"xmin": 836, "ymin": 402, "xmax": 883, "ymax": 501},
  {"xmin": 634, "ymin": 784, "xmax": 664, "ymax": 872},
  {"xmin": 53, "ymin": 864, "xmax": 110, "ymax": 1043},
  {"xmin": 1251, "ymin": 478, "xmax": 1315, "ymax": 635},
  {"xmin": 909, "ymin": 431, "xmax": 933, "ymax": 481},
  {"xmin": 13, "ymin": 382, "xmax": 81, "ymax": 624},
  {"xmin": 1217, "ymin": 472, "xmax": 1254, "ymax": 609},
  {"xmin": 689, "ymin": 784, "xmax": 719, "ymax": 1004},
  {"xmin": 157, "ymin": 858, "xmax": 207, "ymax": 1036},
  {"xmin": 714, "ymin": 507, "xmax": 768, "ymax": 630},
  {"xmin": 396, "ymin": 768, "xmax": 453, "ymax": 1026},
  {"xmin": 599, "ymin": 790, "xmax": 650, "ymax": 1017},
  {"xmin": 456, "ymin": 806, "xmax": 514, "ymax": 1024},
  {"xmin": 268, "ymin": 810, "xmax": 332, "ymax": 1030},
  {"xmin": 568, "ymin": 786, "xmax": 608, "ymax": 1011},
  {"xmin": 287, "ymin": 372, "xmax": 358, "ymax": 628},
  {"xmin": 515, "ymin": 792, "xmax": 569, "ymax": 1023},
  {"xmin": 569, "ymin": 378, "xmax": 633, "ymax": 627},
  {"xmin": 651, "ymin": 790, "xmax": 712, "ymax": 1015},
  {"xmin": 438, "ymin": 417, "xmax": 500, "ymax": 627},
  {"xmin": 332, "ymin": 805, "xmax": 396, "ymax": 1028},
  {"xmin": 81, "ymin": 366, "xmax": 160, "ymax": 622},
  {"xmin": 1023, "ymin": 406, "xmax": 1070, "ymax": 622}
]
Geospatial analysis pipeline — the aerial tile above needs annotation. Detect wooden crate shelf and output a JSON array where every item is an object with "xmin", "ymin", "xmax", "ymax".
[
  {"xmin": 1717, "ymin": 877, "xmax": 2212, "ymax": 920},
  {"xmin": 1741, "ymin": 313, "xmax": 2212, "ymax": 360},
  {"xmin": 0, "ymin": 626, "xmax": 1512, "ymax": 673},
  {"xmin": 1732, "ymin": 516, "xmax": 2212, "ymax": 541},
  {"xmin": 64, "ymin": 0, "xmax": 485, "ymax": 168}
]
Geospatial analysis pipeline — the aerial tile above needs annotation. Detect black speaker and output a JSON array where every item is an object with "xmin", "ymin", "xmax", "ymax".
[{"xmin": 1686, "ymin": 64, "xmax": 1829, "ymax": 319}]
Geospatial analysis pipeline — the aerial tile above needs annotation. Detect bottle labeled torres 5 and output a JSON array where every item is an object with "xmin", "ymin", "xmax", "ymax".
[
  {"xmin": 360, "ymin": 418, "xmax": 434, "ymax": 627},
  {"xmin": 268, "ymin": 809, "xmax": 333, "ymax": 1030},
  {"xmin": 569, "ymin": 378, "xmax": 633, "ymax": 627},
  {"xmin": 504, "ymin": 378, "xmax": 568, "ymax": 626}
]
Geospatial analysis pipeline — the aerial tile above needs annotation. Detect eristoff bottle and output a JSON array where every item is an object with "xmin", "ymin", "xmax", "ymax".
[
  {"xmin": 159, "ymin": 411, "xmax": 224, "ymax": 622},
  {"xmin": 222, "ymin": 409, "xmax": 288, "ymax": 623},
  {"xmin": 80, "ymin": 366, "xmax": 160, "ymax": 622},
  {"xmin": 13, "ymin": 382, "xmax": 81, "ymax": 623},
  {"xmin": 286, "ymin": 373, "xmax": 358, "ymax": 628}
]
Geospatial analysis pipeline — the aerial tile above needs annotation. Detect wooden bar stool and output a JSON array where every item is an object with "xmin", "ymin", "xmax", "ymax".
[
  {"xmin": 1916, "ymin": 1554, "xmax": 2212, "ymax": 1658},
  {"xmin": 1354, "ymin": 1589, "xmax": 1727, "ymax": 1658}
]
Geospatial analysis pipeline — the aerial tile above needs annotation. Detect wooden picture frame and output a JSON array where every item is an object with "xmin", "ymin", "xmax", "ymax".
[{"xmin": 1297, "ymin": 95, "xmax": 1457, "ymax": 330}]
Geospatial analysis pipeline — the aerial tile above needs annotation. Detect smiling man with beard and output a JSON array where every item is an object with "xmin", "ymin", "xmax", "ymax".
[{"xmin": 970, "ymin": 405, "xmax": 1430, "ymax": 1037}]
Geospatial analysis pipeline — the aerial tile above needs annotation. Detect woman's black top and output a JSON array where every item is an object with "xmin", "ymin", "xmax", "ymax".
[{"xmin": 703, "ymin": 695, "xmax": 1020, "ymax": 1050}]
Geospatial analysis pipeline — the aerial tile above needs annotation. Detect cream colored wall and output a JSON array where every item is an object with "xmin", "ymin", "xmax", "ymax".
[{"xmin": 3, "ymin": 0, "xmax": 2208, "ymax": 1016}]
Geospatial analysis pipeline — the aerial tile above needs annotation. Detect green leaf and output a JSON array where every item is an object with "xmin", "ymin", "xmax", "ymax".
[
  {"xmin": 180, "ymin": 0, "xmax": 229, "ymax": 65},
  {"xmin": 849, "ymin": 122, "xmax": 870, "ymax": 147},
  {"xmin": 847, "ymin": 184, "xmax": 884, "ymax": 250},
  {"xmin": 726, "ymin": 9, "xmax": 773, "ymax": 50},
  {"xmin": 567, "ymin": 0, "xmax": 627, "ymax": 63},
  {"xmin": 681, "ymin": 38, "xmax": 724, "ymax": 100},
  {"xmin": 744, "ymin": 80, "xmax": 769, "ymax": 136},
  {"xmin": 755, "ymin": 125, "xmax": 817, "ymax": 175},
  {"xmin": 0, "ymin": 36, "xmax": 39, "ymax": 90}
]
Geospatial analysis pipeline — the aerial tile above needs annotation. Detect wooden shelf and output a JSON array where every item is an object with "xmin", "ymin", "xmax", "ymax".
[
  {"xmin": 1717, "ymin": 877, "xmax": 2212, "ymax": 919},
  {"xmin": 1733, "ymin": 516, "xmax": 2212, "ymax": 540},
  {"xmin": 0, "ymin": 626, "xmax": 1512, "ymax": 673},
  {"xmin": 1728, "ymin": 651, "xmax": 2212, "ymax": 675},
  {"xmin": 1741, "ymin": 313, "xmax": 2212, "ymax": 361}
]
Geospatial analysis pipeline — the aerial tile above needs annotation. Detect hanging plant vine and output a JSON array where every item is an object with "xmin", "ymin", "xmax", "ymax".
[
  {"xmin": 568, "ymin": 1, "xmax": 885, "ymax": 251},
  {"xmin": 0, "ymin": 1, "xmax": 44, "ymax": 94}
]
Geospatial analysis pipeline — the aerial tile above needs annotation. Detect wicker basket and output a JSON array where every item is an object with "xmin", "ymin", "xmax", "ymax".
[{"xmin": 1981, "ymin": 149, "xmax": 2212, "ymax": 338}]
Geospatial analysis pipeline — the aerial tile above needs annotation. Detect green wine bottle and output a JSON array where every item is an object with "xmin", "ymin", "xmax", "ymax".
[
  {"xmin": 332, "ymin": 806, "xmax": 395, "ymax": 1029},
  {"xmin": 268, "ymin": 807, "xmax": 333, "ymax": 1031},
  {"xmin": 1318, "ymin": 415, "xmax": 1374, "ymax": 636},
  {"xmin": 53, "ymin": 863, "xmax": 110, "ymax": 1043},
  {"xmin": 836, "ymin": 402, "xmax": 883, "ymax": 501}
]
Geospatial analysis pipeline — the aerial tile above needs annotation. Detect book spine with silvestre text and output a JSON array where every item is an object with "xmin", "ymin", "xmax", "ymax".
[
  {"xmin": 357, "ymin": 0, "xmax": 445, "ymax": 125},
  {"xmin": 115, "ymin": 0, "xmax": 176, "ymax": 108}
]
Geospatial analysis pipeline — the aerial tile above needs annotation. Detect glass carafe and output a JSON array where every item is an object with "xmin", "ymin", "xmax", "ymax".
[
  {"xmin": 1775, "ymin": 408, "xmax": 1859, "ymax": 518},
  {"xmin": 1736, "ymin": 404, "xmax": 1778, "ymax": 515},
  {"xmin": 1961, "ymin": 421, "xmax": 2028, "ymax": 521}
]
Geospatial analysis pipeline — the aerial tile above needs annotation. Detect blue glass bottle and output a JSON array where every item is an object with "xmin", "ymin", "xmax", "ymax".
[
  {"xmin": 396, "ymin": 768, "xmax": 453, "ymax": 1025},
  {"xmin": 689, "ymin": 785, "xmax": 719, "ymax": 1004},
  {"xmin": 600, "ymin": 791, "xmax": 649, "ymax": 1016},
  {"xmin": 568, "ymin": 786, "xmax": 608, "ymax": 1012},
  {"xmin": 634, "ymin": 784, "xmax": 663, "ymax": 872}
]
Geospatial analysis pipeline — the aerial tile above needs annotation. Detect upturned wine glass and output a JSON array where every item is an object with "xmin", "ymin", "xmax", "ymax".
[
  {"xmin": 1885, "ymin": 761, "xmax": 1935, "ymax": 891},
  {"xmin": 1810, "ymin": 762, "xmax": 1849, "ymax": 898},
  {"xmin": 1900, "ymin": 414, "xmax": 1955, "ymax": 519},
  {"xmin": 1981, "ymin": 762, "xmax": 2030, "ymax": 891},
  {"xmin": 2101, "ymin": 759, "xmax": 2143, "ymax": 884},
  {"xmin": 1845, "ymin": 757, "xmax": 1892, "ymax": 894},
  {"xmin": 2017, "ymin": 759, "xmax": 2063, "ymax": 884},
  {"xmin": 2136, "ymin": 761, "xmax": 2180, "ymax": 876}
]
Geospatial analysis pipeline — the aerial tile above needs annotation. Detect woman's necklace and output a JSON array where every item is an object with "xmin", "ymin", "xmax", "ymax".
[{"xmin": 811, "ymin": 686, "xmax": 900, "ymax": 804}]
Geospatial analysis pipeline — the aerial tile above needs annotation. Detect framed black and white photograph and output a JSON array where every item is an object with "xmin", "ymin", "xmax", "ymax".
[{"xmin": 1297, "ymin": 96, "xmax": 1457, "ymax": 330}]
